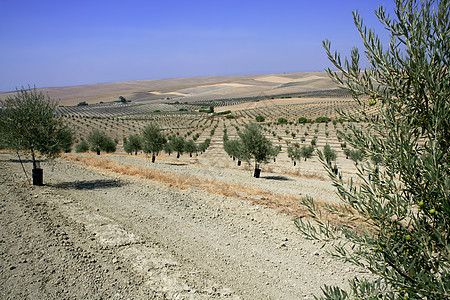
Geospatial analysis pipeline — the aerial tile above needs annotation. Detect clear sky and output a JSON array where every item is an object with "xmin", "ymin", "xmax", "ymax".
[{"xmin": 0, "ymin": 0, "xmax": 396, "ymax": 92}]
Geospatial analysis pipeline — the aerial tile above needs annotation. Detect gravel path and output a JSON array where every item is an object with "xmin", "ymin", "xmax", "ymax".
[{"xmin": 1, "ymin": 152, "xmax": 367, "ymax": 299}]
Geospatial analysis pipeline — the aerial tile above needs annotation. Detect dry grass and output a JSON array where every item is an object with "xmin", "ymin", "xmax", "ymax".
[{"xmin": 62, "ymin": 153, "xmax": 307, "ymax": 216}]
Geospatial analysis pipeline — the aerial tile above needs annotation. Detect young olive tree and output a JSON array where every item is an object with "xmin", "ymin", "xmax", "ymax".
[
  {"xmin": 224, "ymin": 139, "xmax": 249, "ymax": 166},
  {"xmin": 170, "ymin": 135, "xmax": 186, "ymax": 158},
  {"xmin": 300, "ymin": 145, "xmax": 314, "ymax": 161},
  {"xmin": 238, "ymin": 123, "xmax": 279, "ymax": 177},
  {"xmin": 87, "ymin": 129, "xmax": 116, "ymax": 155},
  {"xmin": 141, "ymin": 124, "xmax": 166, "ymax": 162},
  {"xmin": 287, "ymin": 143, "xmax": 302, "ymax": 166},
  {"xmin": 184, "ymin": 139, "xmax": 197, "ymax": 157},
  {"xmin": 0, "ymin": 87, "xmax": 74, "ymax": 185},
  {"xmin": 296, "ymin": 0, "xmax": 449, "ymax": 298},
  {"xmin": 123, "ymin": 134, "xmax": 142, "ymax": 155},
  {"xmin": 75, "ymin": 140, "xmax": 89, "ymax": 153},
  {"xmin": 322, "ymin": 144, "xmax": 337, "ymax": 166}
]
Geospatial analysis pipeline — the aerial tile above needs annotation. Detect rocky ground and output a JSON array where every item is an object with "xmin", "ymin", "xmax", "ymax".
[{"xmin": 0, "ymin": 152, "xmax": 368, "ymax": 299}]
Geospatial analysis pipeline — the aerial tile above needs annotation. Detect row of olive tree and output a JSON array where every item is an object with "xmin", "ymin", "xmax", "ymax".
[{"xmin": 120, "ymin": 124, "xmax": 212, "ymax": 162}]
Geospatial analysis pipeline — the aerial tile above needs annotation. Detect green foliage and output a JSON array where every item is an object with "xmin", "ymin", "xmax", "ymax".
[
  {"xmin": 277, "ymin": 117, "xmax": 288, "ymax": 124},
  {"xmin": 300, "ymin": 145, "xmax": 314, "ymax": 161},
  {"xmin": 198, "ymin": 138, "xmax": 211, "ymax": 153},
  {"xmin": 322, "ymin": 144, "xmax": 337, "ymax": 165},
  {"xmin": 141, "ymin": 123, "xmax": 166, "ymax": 160},
  {"xmin": 287, "ymin": 143, "xmax": 302, "ymax": 163},
  {"xmin": 255, "ymin": 115, "xmax": 265, "ymax": 122},
  {"xmin": 124, "ymin": 134, "xmax": 142, "ymax": 155},
  {"xmin": 119, "ymin": 96, "xmax": 127, "ymax": 103},
  {"xmin": 296, "ymin": 1, "xmax": 450, "ymax": 298},
  {"xmin": 315, "ymin": 116, "xmax": 331, "ymax": 123},
  {"xmin": 75, "ymin": 140, "xmax": 89, "ymax": 153},
  {"xmin": 178, "ymin": 108, "xmax": 188, "ymax": 111},
  {"xmin": 184, "ymin": 139, "xmax": 197, "ymax": 156},
  {"xmin": 87, "ymin": 130, "xmax": 116, "ymax": 154},
  {"xmin": 237, "ymin": 123, "xmax": 279, "ymax": 173},
  {"xmin": 223, "ymin": 139, "xmax": 249, "ymax": 162},
  {"xmin": 0, "ymin": 87, "xmax": 74, "ymax": 168},
  {"xmin": 297, "ymin": 117, "xmax": 311, "ymax": 123},
  {"xmin": 170, "ymin": 135, "xmax": 186, "ymax": 157},
  {"xmin": 346, "ymin": 148, "xmax": 365, "ymax": 165}
]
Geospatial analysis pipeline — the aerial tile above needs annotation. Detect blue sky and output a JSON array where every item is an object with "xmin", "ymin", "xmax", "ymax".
[{"xmin": 0, "ymin": 0, "xmax": 395, "ymax": 92}]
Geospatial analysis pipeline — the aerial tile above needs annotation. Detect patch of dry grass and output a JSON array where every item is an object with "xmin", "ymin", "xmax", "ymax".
[{"xmin": 62, "ymin": 154, "xmax": 307, "ymax": 216}]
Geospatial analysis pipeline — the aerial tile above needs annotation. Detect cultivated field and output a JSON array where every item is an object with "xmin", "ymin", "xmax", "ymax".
[{"xmin": 1, "ymin": 73, "xmax": 375, "ymax": 299}]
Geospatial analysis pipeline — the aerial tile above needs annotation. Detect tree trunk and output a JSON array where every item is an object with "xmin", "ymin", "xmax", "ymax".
[
  {"xmin": 177, "ymin": 153, "xmax": 180, "ymax": 158},
  {"xmin": 237, "ymin": 160, "xmax": 241, "ymax": 166},
  {"xmin": 294, "ymin": 161, "xmax": 296, "ymax": 166},
  {"xmin": 31, "ymin": 150, "xmax": 37, "ymax": 169},
  {"xmin": 152, "ymin": 154, "xmax": 156, "ymax": 163},
  {"xmin": 32, "ymin": 168, "xmax": 43, "ymax": 186},
  {"xmin": 30, "ymin": 150, "xmax": 43, "ymax": 186},
  {"xmin": 254, "ymin": 163, "xmax": 261, "ymax": 178},
  {"xmin": 97, "ymin": 149, "xmax": 100, "ymax": 155}
]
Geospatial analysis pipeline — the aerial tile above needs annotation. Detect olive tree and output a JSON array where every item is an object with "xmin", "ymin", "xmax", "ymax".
[
  {"xmin": 170, "ymin": 135, "xmax": 186, "ymax": 158},
  {"xmin": 123, "ymin": 134, "xmax": 142, "ymax": 155},
  {"xmin": 237, "ymin": 123, "xmax": 279, "ymax": 177},
  {"xmin": 300, "ymin": 145, "xmax": 314, "ymax": 161},
  {"xmin": 75, "ymin": 140, "xmax": 89, "ymax": 153},
  {"xmin": 296, "ymin": 0, "xmax": 449, "ymax": 298},
  {"xmin": 87, "ymin": 129, "xmax": 116, "ymax": 155},
  {"xmin": 224, "ymin": 139, "xmax": 249, "ymax": 166},
  {"xmin": 287, "ymin": 143, "xmax": 302, "ymax": 166},
  {"xmin": 322, "ymin": 144, "xmax": 337, "ymax": 165},
  {"xmin": 0, "ymin": 87, "xmax": 73, "ymax": 185},
  {"xmin": 184, "ymin": 139, "xmax": 197, "ymax": 157},
  {"xmin": 141, "ymin": 124, "xmax": 166, "ymax": 162}
]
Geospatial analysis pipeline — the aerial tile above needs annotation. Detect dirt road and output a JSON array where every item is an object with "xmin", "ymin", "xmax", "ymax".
[{"xmin": 0, "ymin": 152, "xmax": 366, "ymax": 299}]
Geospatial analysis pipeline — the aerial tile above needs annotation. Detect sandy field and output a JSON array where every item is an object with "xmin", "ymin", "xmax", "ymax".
[{"xmin": 0, "ymin": 152, "xmax": 369, "ymax": 299}]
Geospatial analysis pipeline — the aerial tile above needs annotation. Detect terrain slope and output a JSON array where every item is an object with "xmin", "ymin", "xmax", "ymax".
[
  {"xmin": 1, "ymin": 152, "xmax": 367, "ymax": 299},
  {"xmin": 0, "ymin": 72, "xmax": 336, "ymax": 106}
]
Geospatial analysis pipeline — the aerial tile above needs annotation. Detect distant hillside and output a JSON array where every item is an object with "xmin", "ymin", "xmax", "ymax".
[{"xmin": 0, "ymin": 72, "xmax": 338, "ymax": 106}]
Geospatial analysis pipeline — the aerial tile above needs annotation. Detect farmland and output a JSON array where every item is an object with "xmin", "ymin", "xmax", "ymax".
[
  {"xmin": 1, "ymin": 73, "xmax": 375, "ymax": 299},
  {"xmin": 60, "ymin": 87, "xmax": 371, "ymax": 180}
]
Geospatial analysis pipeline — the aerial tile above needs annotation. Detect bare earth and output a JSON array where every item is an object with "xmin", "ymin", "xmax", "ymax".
[{"xmin": 0, "ymin": 152, "xmax": 367, "ymax": 299}]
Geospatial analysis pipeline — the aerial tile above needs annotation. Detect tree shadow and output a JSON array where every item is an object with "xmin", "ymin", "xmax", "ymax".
[
  {"xmin": 262, "ymin": 175, "xmax": 291, "ymax": 181},
  {"xmin": 49, "ymin": 179, "xmax": 127, "ymax": 190},
  {"xmin": 9, "ymin": 158, "xmax": 35, "ymax": 164},
  {"xmin": 166, "ymin": 163, "xmax": 188, "ymax": 166}
]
